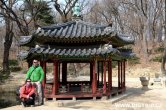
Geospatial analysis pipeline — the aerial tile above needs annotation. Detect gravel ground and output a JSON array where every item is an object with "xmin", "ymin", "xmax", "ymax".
[{"xmin": 1, "ymin": 76, "xmax": 166, "ymax": 110}]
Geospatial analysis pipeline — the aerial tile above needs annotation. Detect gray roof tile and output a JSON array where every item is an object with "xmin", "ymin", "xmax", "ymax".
[
  {"xmin": 19, "ymin": 20, "xmax": 134, "ymax": 47},
  {"xmin": 18, "ymin": 44, "xmax": 135, "ymax": 60}
]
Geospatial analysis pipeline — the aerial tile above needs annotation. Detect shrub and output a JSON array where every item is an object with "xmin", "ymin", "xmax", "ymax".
[
  {"xmin": 9, "ymin": 59, "xmax": 19, "ymax": 66},
  {"xmin": 154, "ymin": 46, "xmax": 164, "ymax": 53},
  {"xmin": 150, "ymin": 56, "xmax": 162, "ymax": 62},
  {"xmin": 10, "ymin": 66, "xmax": 22, "ymax": 72},
  {"xmin": 0, "ymin": 70, "xmax": 10, "ymax": 82},
  {"xmin": 112, "ymin": 61, "xmax": 118, "ymax": 68},
  {"xmin": 128, "ymin": 56, "xmax": 140, "ymax": 65}
]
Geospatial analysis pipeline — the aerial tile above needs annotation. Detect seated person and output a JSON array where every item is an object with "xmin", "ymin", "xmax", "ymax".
[{"xmin": 19, "ymin": 79, "xmax": 35, "ymax": 107}]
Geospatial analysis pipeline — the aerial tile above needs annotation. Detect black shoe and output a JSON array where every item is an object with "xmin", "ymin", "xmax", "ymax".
[{"xmin": 21, "ymin": 102, "xmax": 26, "ymax": 107}]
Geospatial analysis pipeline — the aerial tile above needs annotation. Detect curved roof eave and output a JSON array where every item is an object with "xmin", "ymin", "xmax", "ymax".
[
  {"xmin": 110, "ymin": 33, "xmax": 135, "ymax": 47},
  {"xmin": 17, "ymin": 44, "xmax": 134, "ymax": 61},
  {"xmin": 18, "ymin": 20, "xmax": 135, "ymax": 47}
]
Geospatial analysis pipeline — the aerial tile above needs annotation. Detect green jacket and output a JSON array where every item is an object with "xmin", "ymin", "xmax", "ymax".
[{"xmin": 26, "ymin": 65, "xmax": 44, "ymax": 83}]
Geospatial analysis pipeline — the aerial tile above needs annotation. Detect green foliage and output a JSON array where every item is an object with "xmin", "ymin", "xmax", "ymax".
[
  {"xmin": 128, "ymin": 56, "xmax": 140, "ymax": 65},
  {"xmin": 0, "ymin": 99, "xmax": 13, "ymax": 109},
  {"xmin": 154, "ymin": 46, "xmax": 164, "ymax": 53},
  {"xmin": 8, "ymin": 59, "xmax": 21, "ymax": 72},
  {"xmin": 112, "ymin": 61, "xmax": 118, "ymax": 68},
  {"xmin": 46, "ymin": 66, "xmax": 53, "ymax": 73},
  {"xmin": 9, "ymin": 66, "xmax": 22, "ymax": 72},
  {"xmin": 24, "ymin": 0, "xmax": 55, "ymax": 26},
  {"xmin": 22, "ymin": 69, "xmax": 28, "ymax": 74},
  {"xmin": 9, "ymin": 59, "xmax": 19, "ymax": 66},
  {"xmin": 36, "ymin": 2, "xmax": 54, "ymax": 25},
  {"xmin": 150, "ymin": 55, "xmax": 162, "ymax": 62},
  {"xmin": 0, "ymin": 70, "xmax": 10, "ymax": 82},
  {"xmin": 0, "ymin": 92, "xmax": 19, "ymax": 109}
]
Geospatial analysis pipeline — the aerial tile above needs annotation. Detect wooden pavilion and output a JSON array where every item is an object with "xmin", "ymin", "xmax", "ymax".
[{"xmin": 19, "ymin": 17, "xmax": 134, "ymax": 100}]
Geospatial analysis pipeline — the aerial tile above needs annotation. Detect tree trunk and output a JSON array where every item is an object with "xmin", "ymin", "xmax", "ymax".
[
  {"xmin": 142, "ymin": 30, "xmax": 149, "ymax": 62},
  {"xmin": 161, "ymin": 0, "xmax": 166, "ymax": 76},
  {"xmin": 61, "ymin": 14, "xmax": 68, "ymax": 23},
  {"xmin": 161, "ymin": 48, "xmax": 166, "ymax": 76},
  {"xmin": 2, "ymin": 17, "xmax": 13, "ymax": 72}
]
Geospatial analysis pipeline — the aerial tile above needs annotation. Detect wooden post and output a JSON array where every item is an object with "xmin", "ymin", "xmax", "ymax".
[
  {"xmin": 40, "ymin": 61, "xmax": 43, "ymax": 84},
  {"xmin": 58, "ymin": 63, "xmax": 60, "ymax": 84},
  {"xmin": 110, "ymin": 59, "xmax": 112, "ymax": 90},
  {"xmin": 123, "ymin": 60, "xmax": 126, "ymax": 89},
  {"xmin": 108, "ymin": 60, "xmax": 110, "ymax": 93},
  {"xmin": 28, "ymin": 59, "xmax": 32, "ymax": 68},
  {"xmin": 108, "ymin": 58, "xmax": 112, "ymax": 93},
  {"xmin": 90, "ymin": 62, "xmax": 93, "ymax": 84},
  {"xmin": 121, "ymin": 61, "xmax": 123, "ymax": 89},
  {"xmin": 103, "ymin": 61, "xmax": 107, "ymax": 95},
  {"xmin": 97, "ymin": 61, "xmax": 100, "ymax": 87},
  {"xmin": 53, "ymin": 60, "xmax": 58, "ymax": 95},
  {"xmin": 118, "ymin": 61, "xmax": 120, "ymax": 88},
  {"xmin": 62, "ymin": 62, "xmax": 67, "ymax": 85},
  {"xmin": 101, "ymin": 61, "xmax": 103, "ymax": 86},
  {"xmin": 92, "ymin": 60, "xmax": 97, "ymax": 94},
  {"xmin": 41, "ymin": 61, "xmax": 46, "ymax": 88}
]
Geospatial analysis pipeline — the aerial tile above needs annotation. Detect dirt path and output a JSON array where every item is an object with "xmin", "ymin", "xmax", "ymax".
[
  {"xmin": 1, "ymin": 81, "xmax": 166, "ymax": 110},
  {"xmin": 1, "ymin": 66, "xmax": 165, "ymax": 110}
]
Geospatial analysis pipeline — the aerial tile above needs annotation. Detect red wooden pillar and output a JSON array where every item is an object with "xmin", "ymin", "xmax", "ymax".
[
  {"xmin": 101, "ymin": 61, "xmax": 103, "ymax": 85},
  {"xmin": 92, "ymin": 60, "xmax": 97, "ymax": 94},
  {"xmin": 90, "ymin": 62, "xmax": 93, "ymax": 84},
  {"xmin": 118, "ymin": 61, "xmax": 121, "ymax": 88},
  {"xmin": 53, "ymin": 60, "xmax": 58, "ymax": 95},
  {"xmin": 58, "ymin": 63, "xmax": 61, "ymax": 84},
  {"xmin": 28, "ymin": 59, "xmax": 32, "ymax": 68},
  {"xmin": 123, "ymin": 60, "xmax": 126, "ymax": 89},
  {"xmin": 40, "ymin": 61, "xmax": 43, "ymax": 84},
  {"xmin": 121, "ymin": 61, "xmax": 123, "ymax": 89},
  {"xmin": 103, "ymin": 61, "xmax": 107, "ymax": 95},
  {"xmin": 62, "ymin": 62, "xmax": 67, "ymax": 84},
  {"xmin": 97, "ymin": 61, "xmax": 100, "ymax": 86},
  {"xmin": 41, "ymin": 61, "xmax": 46, "ymax": 88},
  {"xmin": 108, "ymin": 60, "xmax": 110, "ymax": 93},
  {"xmin": 108, "ymin": 58, "xmax": 112, "ymax": 93}
]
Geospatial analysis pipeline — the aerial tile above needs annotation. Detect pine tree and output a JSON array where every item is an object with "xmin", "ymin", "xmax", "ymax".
[{"xmin": 24, "ymin": 0, "xmax": 55, "ymax": 27}]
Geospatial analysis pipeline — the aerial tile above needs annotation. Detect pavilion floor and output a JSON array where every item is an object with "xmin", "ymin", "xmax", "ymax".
[{"xmin": 44, "ymin": 87, "xmax": 125, "ymax": 100}]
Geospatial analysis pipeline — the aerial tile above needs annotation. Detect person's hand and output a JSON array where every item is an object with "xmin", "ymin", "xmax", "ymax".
[
  {"xmin": 26, "ymin": 95, "xmax": 29, "ymax": 99},
  {"xmin": 37, "ymin": 81, "xmax": 40, "ymax": 84},
  {"xmin": 29, "ymin": 97, "xmax": 33, "ymax": 99}
]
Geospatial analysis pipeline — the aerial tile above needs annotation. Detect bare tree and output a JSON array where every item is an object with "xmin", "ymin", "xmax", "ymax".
[
  {"xmin": 52, "ymin": 0, "xmax": 78, "ymax": 22},
  {"xmin": 161, "ymin": 0, "xmax": 166, "ymax": 76},
  {"xmin": 0, "ymin": 0, "xmax": 54, "ymax": 73},
  {"xmin": 0, "ymin": 0, "xmax": 14, "ymax": 72}
]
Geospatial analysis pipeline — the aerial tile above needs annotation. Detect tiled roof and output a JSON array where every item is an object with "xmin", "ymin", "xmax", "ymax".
[
  {"xmin": 18, "ymin": 44, "xmax": 119, "ymax": 59},
  {"xmin": 18, "ymin": 44, "xmax": 134, "ymax": 60},
  {"xmin": 19, "ymin": 20, "xmax": 134, "ymax": 47}
]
